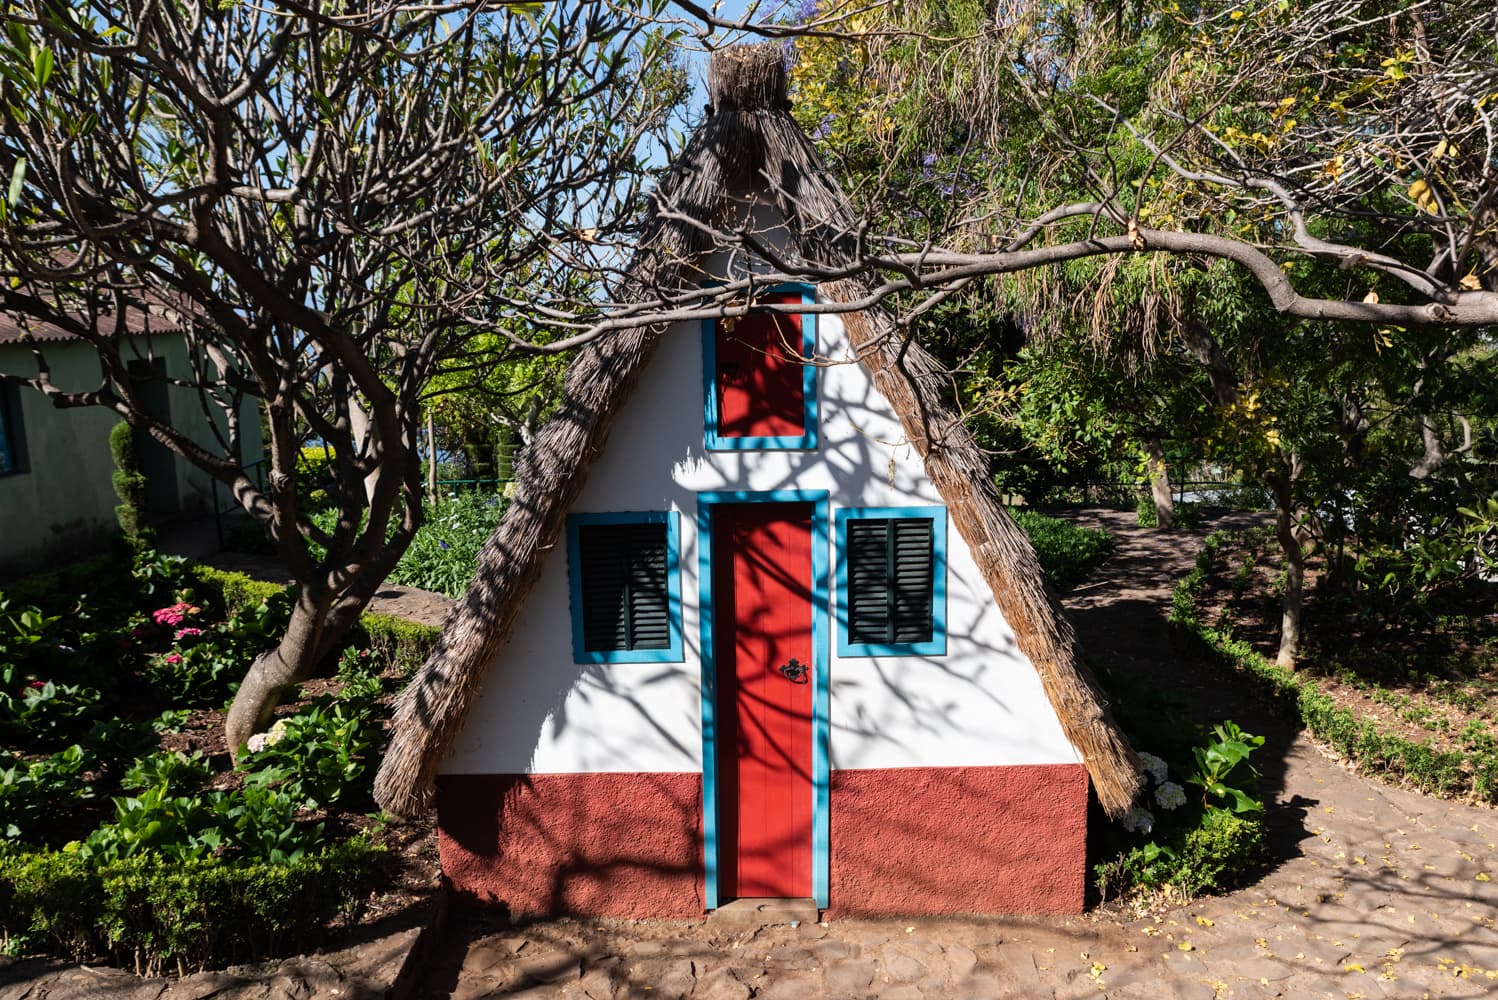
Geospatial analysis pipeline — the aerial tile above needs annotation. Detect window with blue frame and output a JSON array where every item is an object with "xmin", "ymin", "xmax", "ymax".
[
  {"xmin": 0, "ymin": 386, "xmax": 24, "ymax": 477},
  {"xmin": 566, "ymin": 511, "xmax": 684, "ymax": 663},
  {"xmin": 835, "ymin": 506, "xmax": 947, "ymax": 657},
  {"xmin": 702, "ymin": 285, "xmax": 818, "ymax": 451}
]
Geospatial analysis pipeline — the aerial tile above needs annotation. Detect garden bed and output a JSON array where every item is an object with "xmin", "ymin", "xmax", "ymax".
[
  {"xmin": 1175, "ymin": 529, "xmax": 1498, "ymax": 803},
  {"xmin": 1, "ymin": 550, "xmax": 441, "ymax": 973}
]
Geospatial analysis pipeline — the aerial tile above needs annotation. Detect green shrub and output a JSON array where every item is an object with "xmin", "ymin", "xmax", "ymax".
[
  {"xmin": 386, "ymin": 490, "xmax": 506, "ymax": 596},
  {"xmin": 1009, "ymin": 509, "xmax": 1115, "ymax": 592},
  {"xmin": 187, "ymin": 565, "xmax": 289, "ymax": 616},
  {"xmin": 109, "ymin": 422, "xmax": 154, "ymax": 554},
  {"xmin": 1135, "ymin": 492, "xmax": 1158, "ymax": 528},
  {"xmin": 359, "ymin": 613, "xmax": 440, "ymax": 676},
  {"xmin": 0, "ymin": 838, "xmax": 384, "ymax": 971},
  {"xmin": 1138, "ymin": 494, "xmax": 1202, "ymax": 530},
  {"xmin": 239, "ymin": 690, "xmax": 381, "ymax": 811},
  {"xmin": 0, "ymin": 746, "xmax": 96, "ymax": 846},
  {"xmin": 1174, "ymin": 532, "xmax": 1498, "ymax": 804},
  {"xmin": 1094, "ymin": 722, "xmax": 1267, "ymax": 903}
]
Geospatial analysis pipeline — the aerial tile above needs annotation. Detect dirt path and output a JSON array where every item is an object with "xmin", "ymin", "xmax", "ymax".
[{"xmin": 408, "ymin": 508, "xmax": 1498, "ymax": 1000}]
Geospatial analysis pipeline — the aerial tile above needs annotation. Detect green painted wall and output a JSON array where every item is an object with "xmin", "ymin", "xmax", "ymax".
[{"xmin": 0, "ymin": 337, "xmax": 264, "ymax": 575}]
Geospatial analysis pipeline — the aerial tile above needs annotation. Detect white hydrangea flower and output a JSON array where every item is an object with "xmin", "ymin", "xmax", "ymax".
[
  {"xmin": 1121, "ymin": 806, "xmax": 1155, "ymax": 835},
  {"xmin": 1154, "ymin": 781, "xmax": 1187, "ymax": 810},
  {"xmin": 246, "ymin": 733, "xmax": 268, "ymax": 753},
  {"xmin": 1137, "ymin": 752, "xmax": 1169, "ymax": 784},
  {"xmin": 265, "ymin": 719, "xmax": 289, "ymax": 746}
]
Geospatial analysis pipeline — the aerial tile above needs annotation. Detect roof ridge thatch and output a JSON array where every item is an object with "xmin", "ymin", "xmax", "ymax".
[{"xmin": 374, "ymin": 43, "xmax": 1141, "ymax": 822}]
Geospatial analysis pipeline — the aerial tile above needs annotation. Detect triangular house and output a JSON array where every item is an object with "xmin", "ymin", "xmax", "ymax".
[{"xmin": 375, "ymin": 45, "xmax": 1140, "ymax": 918}]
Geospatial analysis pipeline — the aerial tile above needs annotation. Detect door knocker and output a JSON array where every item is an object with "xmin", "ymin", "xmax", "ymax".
[{"xmin": 777, "ymin": 658, "xmax": 809, "ymax": 684}]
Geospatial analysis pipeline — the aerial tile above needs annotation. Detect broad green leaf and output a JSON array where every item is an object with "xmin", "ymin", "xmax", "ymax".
[
  {"xmin": 7, "ymin": 156, "xmax": 24, "ymax": 206},
  {"xmin": 32, "ymin": 45, "xmax": 52, "ymax": 89}
]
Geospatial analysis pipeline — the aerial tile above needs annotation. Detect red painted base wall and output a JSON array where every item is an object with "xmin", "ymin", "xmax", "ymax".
[
  {"xmin": 437, "ymin": 772, "xmax": 703, "ymax": 918},
  {"xmin": 436, "ymin": 764, "xmax": 1088, "ymax": 919},
  {"xmin": 827, "ymin": 764, "xmax": 1088, "ymax": 916}
]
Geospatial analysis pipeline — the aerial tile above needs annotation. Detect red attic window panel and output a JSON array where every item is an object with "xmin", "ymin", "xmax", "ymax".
[{"xmin": 714, "ymin": 292, "xmax": 806, "ymax": 440}]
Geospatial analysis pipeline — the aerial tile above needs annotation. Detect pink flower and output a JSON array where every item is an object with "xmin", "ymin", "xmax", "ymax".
[
  {"xmin": 163, "ymin": 653, "xmax": 183, "ymax": 665},
  {"xmin": 151, "ymin": 602, "xmax": 199, "ymax": 627},
  {"xmin": 174, "ymin": 627, "xmax": 203, "ymax": 640},
  {"xmin": 26, "ymin": 680, "xmax": 46, "ymax": 689}
]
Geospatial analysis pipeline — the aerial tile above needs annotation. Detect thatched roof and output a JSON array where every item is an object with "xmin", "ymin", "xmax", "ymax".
[{"xmin": 374, "ymin": 44, "xmax": 1141, "ymax": 822}]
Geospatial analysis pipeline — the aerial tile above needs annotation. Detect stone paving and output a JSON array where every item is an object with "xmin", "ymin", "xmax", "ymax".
[{"xmin": 411, "ymin": 509, "xmax": 1498, "ymax": 999}]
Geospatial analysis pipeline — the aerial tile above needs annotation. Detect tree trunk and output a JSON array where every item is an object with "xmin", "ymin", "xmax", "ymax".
[
  {"xmin": 225, "ymin": 588, "xmax": 334, "ymax": 760},
  {"xmin": 1143, "ymin": 438, "xmax": 1175, "ymax": 529},
  {"xmin": 427, "ymin": 411, "xmax": 438, "ymax": 507},
  {"xmin": 1266, "ymin": 459, "xmax": 1307, "ymax": 670}
]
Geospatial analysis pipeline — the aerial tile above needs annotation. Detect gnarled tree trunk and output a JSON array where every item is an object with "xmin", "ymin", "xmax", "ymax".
[{"xmin": 225, "ymin": 588, "xmax": 333, "ymax": 759}]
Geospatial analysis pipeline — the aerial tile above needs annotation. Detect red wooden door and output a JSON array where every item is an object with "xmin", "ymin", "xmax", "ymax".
[{"xmin": 715, "ymin": 503, "xmax": 815, "ymax": 899}]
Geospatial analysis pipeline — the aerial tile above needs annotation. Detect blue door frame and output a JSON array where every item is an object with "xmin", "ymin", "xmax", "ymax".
[{"xmin": 697, "ymin": 490, "xmax": 830, "ymax": 909}]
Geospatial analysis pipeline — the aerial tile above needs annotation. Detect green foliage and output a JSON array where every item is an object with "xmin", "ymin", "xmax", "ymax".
[
  {"xmin": 0, "ymin": 547, "xmax": 404, "ymax": 968},
  {"xmin": 239, "ymin": 689, "xmax": 381, "ymax": 811},
  {"xmin": 81, "ymin": 771, "xmax": 322, "ymax": 867},
  {"xmin": 0, "ymin": 746, "xmax": 95, "ymax": 844},
  {"xmin": 386, "ymin": 490, "xmax": 507, "ymax": 597},
  {"xmin": 186, "ymin": 565, "xmax": 289, "ymax": 616},
  {"xmin": 1009, "ymin": 509, "xmax": 1115, "ymax": 592},
  {"xmin": 358, "ymin": 614, "xmax": 439, "ymax": 677},
  {"xmin": 1169, "ymin": 530, "xmax": 1231, "ymax": 628},
  {"xmin": 130, "ymin": 549, "xmax": 191, "ymax": 601},
  {"xmin": 1189, "ymin": 721, "xmax": 1266, "ymax": 815},
  {"xmin": 1094, "ymin": 723, "xmax": 1266, "ymax": 903},
  {"xmin": 142, "ymin": 591, "xmax": 291, "ymax": 704},
  {"xmin": 1175, "ymin": 532, "xmax": 1498, "ymax": 803},
  {"xmin": 108, "ymin": 421, "xmax": 154, "ymax": 554},
  {"xmin": 0, "ymin": 839, "xmax": 384, "ymax": 971}
]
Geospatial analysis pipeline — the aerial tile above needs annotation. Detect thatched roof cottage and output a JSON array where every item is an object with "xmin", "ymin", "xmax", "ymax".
[{"xmin": 374, "ymin": 44, "xmax": 1140, "ymax": 918}]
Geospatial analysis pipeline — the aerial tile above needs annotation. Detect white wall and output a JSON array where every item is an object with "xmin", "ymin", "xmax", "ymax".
[{"xmin": 440, "ymin": 304, "xmax": 1081, "ymax": 777}]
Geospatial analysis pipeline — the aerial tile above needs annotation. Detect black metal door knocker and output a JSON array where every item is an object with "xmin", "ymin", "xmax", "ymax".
[{"xmin": 777, "ymin": 658, "xmax": 809, "ymax": 683}]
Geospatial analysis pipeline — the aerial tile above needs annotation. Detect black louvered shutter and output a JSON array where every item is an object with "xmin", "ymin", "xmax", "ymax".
[
  {"xmin": 847, "ymin": 517, "xmax": 934, "ymax": 645},
  {"xmin": 847, "ymin": 519, "xmax": 892, "ymax": 644},
  {"xmin": 579, "ymin": 524, "xmax": 670, "ymax": 652},
  {"xmin": 891, "ymin": 518, "xmax": 934, "ymax": 643}
]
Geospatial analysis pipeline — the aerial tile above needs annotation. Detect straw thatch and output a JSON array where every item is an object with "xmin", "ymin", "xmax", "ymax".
[{"xmin": 374, "ymin": 43, "xmax": 1141, "ymax": 821}]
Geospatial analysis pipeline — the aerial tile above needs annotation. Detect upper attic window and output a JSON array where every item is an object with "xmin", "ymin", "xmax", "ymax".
[{"xmin": 702, "ymin": 285, "xmax": 818, "ymax": 451}]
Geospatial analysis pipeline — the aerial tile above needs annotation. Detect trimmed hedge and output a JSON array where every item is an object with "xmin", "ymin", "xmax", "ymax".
[
  {"xmin": 188, "ymin": 565, "xmax": 289, "ymax": 615},
  {"xmin": 188, "ymin": 568, "xmax": 441, "ymax": 675},
  {"xmin": 359, "ymin": 613, "xmax": 441, "ymax": 676},
  {"xmin": 1172, "ymin": 534, "xmax": 1498, "ymax": 804},
  {"xmin": 0, "ymin": 838, "xmax": 385, "ymax": 973},
  {"xmin": 1009, "ymin": 509, "xmax": 1115, "ymax": 593}
]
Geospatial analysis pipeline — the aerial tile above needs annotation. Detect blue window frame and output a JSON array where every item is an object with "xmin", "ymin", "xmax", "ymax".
[
  {"xmin": 566, "ymin": 511, "xmax": 684, "ymax": 664},
  {"xmin": 834, "ymin": 506, "xmax": 947, "ymax": 657},
  {"xmin": 701, "ymin": 283, "xmax": 818, "ymax": 451}
]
